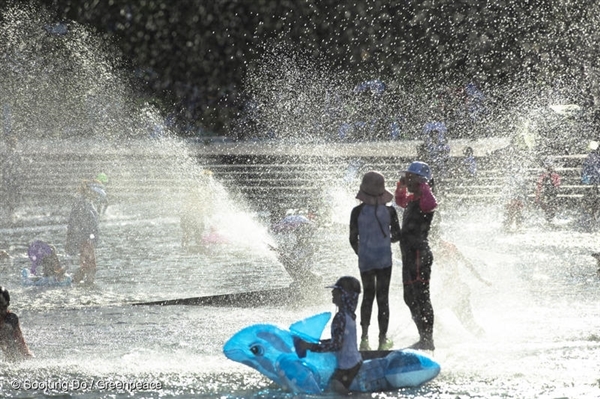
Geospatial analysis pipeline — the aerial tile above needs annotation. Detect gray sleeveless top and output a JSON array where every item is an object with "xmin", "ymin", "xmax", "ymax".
[
  {"xmin": 336, "ymin": 312, "xmax": 361, "ymax": 369},
  {"xmin": 357, "ymin": 204, "xmax": 393, "ymax": 272}
]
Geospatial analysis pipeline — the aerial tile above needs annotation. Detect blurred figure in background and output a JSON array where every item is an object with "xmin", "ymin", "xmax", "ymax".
[
  {"xmin": 580, "ymin": 141, "xmax": 600, "ymax": 227},
  {"xmin": 592, "ymin": 252, "xmax": 600, "ymax": 277},
  {"xmin": 27, "ymin": 240, "xmax": 53, "ymax": 276},
  {"xmin": 431, "ymin": 238, "xmax": 491, "ymax": 337},
  {"xmin": 462, "ymin": 146, "xmax": 477, "ymax": 179},
  {"xmin": 66, "ymin": 181, "xmax": 100, "ymax": 284},
  {"xmin": 1, "ymin": 136, "xmax": 22, "ymax": 224},
  {"xmin": 180, "ymin": 169, "xmax": 217, "ymax": 250},
  {"xmin": 0, "ymin": 286, "xmax": 34, "ymax": 361},
  {"xmin": 535, "ymin": 159, "xmax": 561, "ymax": 224},
  {"xmin": 271, "ymin": 211, "xmax": 321, "ymax": 290},
  {"xmin": 89, "ymin": 173, "xmax": 109, "ymax": 215}
]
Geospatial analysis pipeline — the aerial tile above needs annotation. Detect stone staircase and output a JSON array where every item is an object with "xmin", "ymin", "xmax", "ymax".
[{"xmin": 1, "ymin": 138, "xmax": 591, "ymax": 227}]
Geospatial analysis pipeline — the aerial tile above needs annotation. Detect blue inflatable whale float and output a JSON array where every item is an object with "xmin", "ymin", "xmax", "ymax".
[{"xmin": 223, "ymin": 312, "xmax": 440, "ymax": 394}]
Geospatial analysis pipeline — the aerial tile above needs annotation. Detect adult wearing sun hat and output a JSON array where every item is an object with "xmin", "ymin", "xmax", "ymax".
[
  {"xmin": 395, "ymin": 161, "xmax": 438, "ymax": 351},
  {"xmin": 349, "ymin": 171, "xmax": 401, "ymax": 351}
]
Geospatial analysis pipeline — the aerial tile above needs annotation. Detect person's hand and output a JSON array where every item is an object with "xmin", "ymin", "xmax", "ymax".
[
  {"xmin": 397, "ymin": 176, "xmax": 406, "ymax": 190},
  {"xmin": 293, "ymin": 337, "xmax": 314, "ymax": 358}
]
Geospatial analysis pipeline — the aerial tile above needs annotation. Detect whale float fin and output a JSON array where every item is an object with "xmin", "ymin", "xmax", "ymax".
[{"xmin": 289, "ymin": 312, "xmax": 331, "ymax": 343}]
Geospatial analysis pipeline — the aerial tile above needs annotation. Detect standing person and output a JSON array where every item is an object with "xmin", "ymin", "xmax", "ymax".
[
  {"xmin": 89, "ymin": 173, "xmax": 109, "ymax": 215},
  {"xmin": 270, "ymin": 213, "xmax": 320, "ymax": 289},
  {"xmin": 395, "ymin": 161, "xmax": 438, "ymax": 351},
  {"xmin": 293, "ymin": 276, "xmax": 363, "ymax": 394},
  {"xmin": 463, "ymin": 146, "xmax": 477, "ymax": 178},
  {"xmin": 422, "ymin": 123, "xmax": 450, "ymax": 180},
  {"xmin": 350, "ymin": 171, "xmax": 401, "ymax": 351},
  {"xmin": 581, "ymin": 140, "xmax": 600, "ymax": 225},
  {"xmin": 535, "ymin": 159, "xmax": 561, "ymax": 224},
  {"xmin": 66, "ymin": 181, "xmax": 100, "ymax": 284},
  {"xmin": 431, "ymin": 238, "xmax": 491, "ymax": 337},
  {"xmin": 0, "ymin": 286, "xmax": 34, "ymax": 361},
  {"xmin": 2, "ymin": 136, "xmax": 22, "ymax": 224}
]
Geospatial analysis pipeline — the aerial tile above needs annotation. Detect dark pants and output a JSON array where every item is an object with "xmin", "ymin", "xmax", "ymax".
[
  {"xmin": 403, "ymin": 281, "xmax": 434, "ymax": 342},
  {"xmin": 329, "ymin": 361, "xmax": 362, "ymax": 392},
  {"xmin": 359, "ymin": 266, "xmax": 392, "ymax": 339},
  {"xmin": 401, "ymin": 247, "xmax": 434, "ymax": 343}
]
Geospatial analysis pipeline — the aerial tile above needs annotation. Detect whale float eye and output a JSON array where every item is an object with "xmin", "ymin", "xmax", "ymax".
[{"xmin": 249, "ymin": 345, "xmax": 264, "ymax": 356}]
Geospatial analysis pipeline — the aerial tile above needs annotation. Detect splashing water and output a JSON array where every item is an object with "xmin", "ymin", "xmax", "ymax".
[{"xmin": 0, "ymin": 4, "xmax": 599, "ymax": 399}]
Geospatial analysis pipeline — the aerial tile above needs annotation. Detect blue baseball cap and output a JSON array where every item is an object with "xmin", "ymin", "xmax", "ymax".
[{"xmin": 402, "ymin": 161, "xmax": 432, "ymax": 181}]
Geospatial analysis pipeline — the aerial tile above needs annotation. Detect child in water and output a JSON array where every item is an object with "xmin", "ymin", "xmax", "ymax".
[
  {"xmin": 0, "ymin": 286, "xmax": 34, "ymax": 361},
  {"xmin": 41, "ymin": 245, "xmax": 70, "ymax": 284},
  {"xmin": 294, "ymin": 276, "xmax": 363, "ymax": 393}
]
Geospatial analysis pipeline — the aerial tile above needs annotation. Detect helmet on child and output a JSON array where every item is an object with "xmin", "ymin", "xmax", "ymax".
[
  {"xmin": 0, "ymin": 286, "xmax": 10, "ymax": 308},
  {"xmin": 326, "ymin": 276, "xmax": 361, "ymax": 294},
  {"xmin": 403, "ymin": 161, "xmax": 432, "ymax": 181}
]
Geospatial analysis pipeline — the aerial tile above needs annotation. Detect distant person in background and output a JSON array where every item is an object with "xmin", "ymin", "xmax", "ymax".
[
  {"xmin": 395, "ymin": 161, "xmax": 438, "ymax": 351},
  {"xmin": 504, "ymin": 182, "xmax": 527, "ymax": 231},
  {"xmin": 66, "ymin": 181, "xmax": 100, "ymax": 284},
  {"xmin": 581, "ymin": 141, "xmax": 600, "ymax": 225},
  {"xmin": 2, "ymin": 136, "xmax": 22, "ymax": 224},
  {"xmin": 270, "ymin": 212, "xmax": 320, "ymax": 290},
  {"xmin": 422, "ymin": 123, "xmax": 451, "ymax": 180},
  {"xmin": 503, "ymin": 154, "xmax": 529, "ymax": 232},
  {"xmin": 535, "ymin": 159, "xmax": 561, "ymax": 224},
  {"xmin": 592, "ymin": 252, "xmax": 600, "ymax": 277},
  {"xmin": 0, "ymin": 250, "xmax": 11, "ymax": 273},
  {"xmin": 431, "ymin": 237, "xmax": 491, "ymax": 337},
  {"xmin": 350, "ymin": 171, "xmax": 401, "ymax": 351},
  {"xmin": 27, "ymin": 240, "xmax": 54, "ymax": 276},
  {"xmin": 581, "ymin": 141, "xmax": 600, "ymax": 185},
  {"xmin": 89, "ymin": 173, "xmax": 109, "ymax": 215},
  {"xmin": 462, "ymin": 146, "xmax": 477, "ymax": 179},
  {"xmin": 416, "ymin": 143, "xmax": 428, "ymax": 163},
  {"xmin": 181, "ymin": 188, "xmax": 204, "ymax": 249},
  {"xmin": 41, "ymin": 244, "xmax": 69, "ymax": 283},
  {"xmin": 0, "ymin": 286, "xmax": 34, "ymax": 361},
  {"xmin": 180, "ymin": 169, "xmax": 216, "ymax": 250}
]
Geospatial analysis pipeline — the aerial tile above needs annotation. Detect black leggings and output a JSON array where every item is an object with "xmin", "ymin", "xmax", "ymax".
[
  {"xmin": 359, "ymin": 266, "xmax": 392, "ymax": 338},
  {"xmin": 403, "ymin": 281, "xmax": 434, "ymax": 341},
  {"xmin": 401, "ymin": 246, "xmax": 434, "ymax": 342}
]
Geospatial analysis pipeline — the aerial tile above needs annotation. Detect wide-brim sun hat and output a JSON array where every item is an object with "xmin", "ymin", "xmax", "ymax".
[
  {"xmin": 356, "ymin": 171, "xmax": 394, "ymax": 205},
  {"xmin": 402, "ymin": 161, "xmax": 432, "ymax": 181},
  {"xmin": 589, "ymin": 141, "xmax": 599, "ymax": 151}
]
